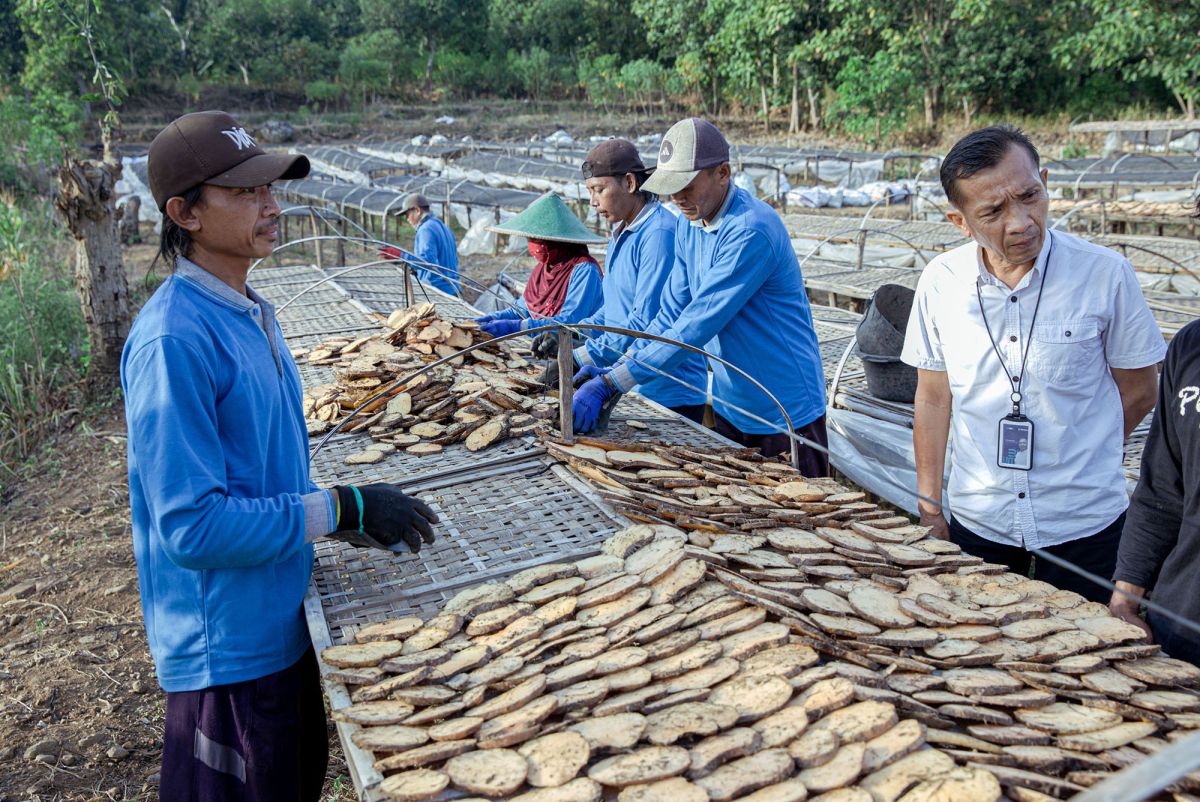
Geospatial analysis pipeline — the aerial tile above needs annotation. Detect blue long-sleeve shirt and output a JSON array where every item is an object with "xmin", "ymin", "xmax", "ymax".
[
  {"xmin": 491, "ymin": 261, "xmax": 604, "ymax": 328},
  {"xmin": 412, "ymin": 214, "xmax": 460, "ymax": 296},
  {"xmin": 121, "ymin": 258, "xmax": 335, "ymax": 692},
  {"xmin": 609, "ymin": 186, "xmax": 826, "ymax": 434},
  {"xmin": 572, "ymin": 201, "xmax": 706, "ymax": 408}
]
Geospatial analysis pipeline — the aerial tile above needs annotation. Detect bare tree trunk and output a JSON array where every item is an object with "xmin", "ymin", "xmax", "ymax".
[
  {"xmin": 807, "ymin": 84, "xmax": 820, "ymax": 130},
  {"xmin": 56, "ymin": 124, "xmax": 131, "ymax": 399},
  {"xmin": 760, "ymin": 82, "xmax": 770, "ymax": 133},
  {"xmin": 425, "ymin": 37, "xmax": 437, "ymax": 93},
  {"xmin": 924, "ymin": 86, "xmax": 936, "ymax": 127},
  {"xmin": 789, "ymin": 61, "xmax": 799, "ymax": 135},
  {"xmin": 76, "ymin": 74, "xmax": 92, "ymax": 128}
]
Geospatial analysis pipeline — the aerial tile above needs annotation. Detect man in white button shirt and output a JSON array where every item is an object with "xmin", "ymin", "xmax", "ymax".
[{"xmin": 902, "ymin": 126, "xmax": 1164, "ymax": 602}]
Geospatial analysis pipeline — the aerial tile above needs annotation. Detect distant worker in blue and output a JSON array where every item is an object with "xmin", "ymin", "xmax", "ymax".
[
  {"xmin": 571, "ymin": 118, "xmax": 829, "ymax": 476},
  {"xmin": 385, "ymin": 192, "xmax": 460, "ymax": 296},
  {"xmin": 538, "ymin": 138, "xmax": 708, "ymax": 423},
  {"xmin": 474, "ymin": 192, "xmax": 604, "ymax": 337}
]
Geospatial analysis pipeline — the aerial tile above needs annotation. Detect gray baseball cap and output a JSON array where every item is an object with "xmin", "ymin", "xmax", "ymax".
[
  {"xmin": 641, "ymin": 118, "xmax": 730, "ymax": 196},
  {"xmin": 401, "ymin": 193, "xmax": 430, "ymax": 214}
]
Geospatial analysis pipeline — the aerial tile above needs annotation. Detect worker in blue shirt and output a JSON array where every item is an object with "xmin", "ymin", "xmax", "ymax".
[
  {"xmin": 126, "ymin": 111, "xmax": 438, "ymax": 802},
  {"xmin": 474, "ymin": 192, "xmax": 604, "ymax": 336},
  {"xmin": 538, "ymin": 138, "xmax": 708, "ymax": 422},
  {"xmin": 572, "ymin": 118, "xmax": 829, "ymax": 476},
  {"xmin": 400, "ymin": 192, "xmax": 461, "ymax": 296}
]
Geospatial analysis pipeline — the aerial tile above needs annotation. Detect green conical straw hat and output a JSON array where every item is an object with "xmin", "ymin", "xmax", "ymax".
[{"xmin": 490, "ymin": 192, "xmax": 606, "ymax": 244}]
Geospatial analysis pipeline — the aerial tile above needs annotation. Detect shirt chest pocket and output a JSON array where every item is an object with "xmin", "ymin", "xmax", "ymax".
[{"xmin": 1028, "ymin": 319, "xmax": 1103, "ymax": 385}]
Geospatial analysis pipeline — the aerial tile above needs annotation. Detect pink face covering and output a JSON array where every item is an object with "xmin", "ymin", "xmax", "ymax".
[{"xmin": 522, "ymin": 239, "xmax": 600, "ymax": 317}]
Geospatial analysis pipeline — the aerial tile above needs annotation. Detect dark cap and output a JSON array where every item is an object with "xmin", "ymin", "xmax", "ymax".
[
  {"xmin": 147, "ymin": 111, "xmax": 310, "ymax": 210},
  {"xmin": 582, "ymin": 139, "xmax": 648, "ymax": 180},
  {"xmin": 641, "ymin": 118, "xmax": 730, "ymax": 196},
  {"xmin": 401, "ymin": 193, "xmax": 430, "ymax": 214}
]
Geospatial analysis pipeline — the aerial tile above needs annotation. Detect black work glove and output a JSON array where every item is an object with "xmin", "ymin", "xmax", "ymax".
[
  {"xmin": 532, "ymin": 331, "xmax": 560, "ymax": 359},
  {"xmin": 330, "ymin": 484, "xmax": 439, "ymax": 554}
]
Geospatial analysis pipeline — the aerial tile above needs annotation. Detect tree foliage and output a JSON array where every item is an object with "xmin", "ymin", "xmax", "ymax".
[{"xmin": 0, "ymin": 0, "xmax": 1192, "ymax": 144}]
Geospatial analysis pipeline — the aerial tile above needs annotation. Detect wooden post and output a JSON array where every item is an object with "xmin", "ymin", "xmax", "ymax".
[
  {"xmin": 309, "ymin": 212, "xmax": 324, "ymax": 268},
  {"xmin": 119, "ymin": 196, "xmax": 141, "ymax": 244},
  {"xmin": 336, "ymin": 219, "xmax": 346, "ymax": 266},
  {"xmin": 493, "ymin": 207, "xmax": 501, "ymax": 256},
  {"xmin": 855, "ymin": 229, "xmax": 867, "ymax": 271},
  {"xmin": 557, "ymin": 327, "xmax": 575, "ymax": 444},
  {"xmin": 404, "ymin": 260, "xmax": 414, "ymax": 306}
]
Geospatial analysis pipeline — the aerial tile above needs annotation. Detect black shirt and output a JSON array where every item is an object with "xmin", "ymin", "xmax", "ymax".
[{"xmin": 1115, "ymin": 319, "xmax": 1200, "ymax": 664}]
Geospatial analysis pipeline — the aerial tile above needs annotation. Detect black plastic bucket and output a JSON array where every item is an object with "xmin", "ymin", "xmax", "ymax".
[
  {"xmin": 860, "ymin": 355, "xmax": 918, "ymax": 403},
  {"xmin": 856, "ymin": 283, "xmax": 915, "ymax": 358}
]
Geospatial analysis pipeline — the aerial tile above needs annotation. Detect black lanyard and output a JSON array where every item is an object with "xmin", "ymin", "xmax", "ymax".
[{"xmin": 974, "ymin": 234, "xmax": 1053, "ymax": 417}]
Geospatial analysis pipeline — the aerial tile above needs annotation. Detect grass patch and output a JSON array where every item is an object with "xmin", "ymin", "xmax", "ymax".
[{"xmin": 0, "ymin": 195, "xmax": 86, "ymax": 487}]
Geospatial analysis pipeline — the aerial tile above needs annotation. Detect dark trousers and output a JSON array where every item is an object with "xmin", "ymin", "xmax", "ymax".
[
  {"xmin": 713, "ymin": 413, "xmax": 830, "ymax": 478},
  {"xmin": 668, "ymin": 403, "xmax": 707, "ymax": 424},
  {"xmin": 948, "ymin": 512, "xmax": 1125, "ymax": 604},
  {"xmin": 160, "ymin": 647, "xmax": 329, "ymax": 802}
]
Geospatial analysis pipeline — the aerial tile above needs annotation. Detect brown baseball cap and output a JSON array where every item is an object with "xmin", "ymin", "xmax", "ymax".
[
  {"xmin": 147, "ymin": 111, "xmax": 310, "ymax": 210},
  {"xmin": 582, "ymin": 139, "xmax": 649, "ymax": 180}
]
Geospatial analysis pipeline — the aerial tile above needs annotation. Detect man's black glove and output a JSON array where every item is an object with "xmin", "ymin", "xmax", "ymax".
[
  {"xmin": 532, "ymin": 331, "xmax": 560, "ymax": 359},
  {"xmin": 330, "ymin": 484, "xmax": 439, "ymax": 554}
]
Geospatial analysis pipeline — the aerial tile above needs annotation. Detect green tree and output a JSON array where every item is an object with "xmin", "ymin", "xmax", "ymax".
[
  {"xmin": 709, "ymin": 0, "xmax": 797, "ymax": 130},
  {"xmin": 197, "ymin": 0, "xmax": 333, "ymax": 90},
  {"xmin": 18, "ymin": 0, "xmax": 165, "ymax": 104},
  {"xmin": 359, "ymin": 0, "xmax": 482, "ymax": 92},
  {"xmin": 785, "ymin": 5, "xmax": 839, "ymax": 133},
  {"xmin": 507, "ymin": 47, "xmax": 556, "ymax": 101},
  {"xmin": 1056, "ymin": 0, "xmax": 1200, "ymax": 119},
  {"xmin": 832, "ymin": 51, "xmax": 915, "ymax": 143},
  {"xmin": 578, "ymin": 53, "xmax": 622, "ymax": 111},
  {"xmin": 946, "ymin": 0, "xmax": 1044, "ymax": 125},
  {"xmin": 826, "ymin": 0, "xmax": 958, "ymax": 127},
  {"xmin": 339, "ymin": 29, "xmax": 405, "ymax": 107},
  {"xmin": 632, "ymin": 0, "xmax": 721, "ymax": 111},
  {"xmin": 618, "ymin": 58, "xmax": 667, "ymax": 117}
]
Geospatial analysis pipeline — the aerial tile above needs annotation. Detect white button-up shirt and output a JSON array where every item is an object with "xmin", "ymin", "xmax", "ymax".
[{"xmin": 902, "ymin": 230, "xmax": 1167, "ymax": 548}]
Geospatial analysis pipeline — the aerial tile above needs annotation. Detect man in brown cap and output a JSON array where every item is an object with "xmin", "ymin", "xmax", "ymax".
[
  {"xmin": 572, "ymin": 119, "xmax": 828, "ymax": 475},
  {"xmin": 543, "ymin": 138, "xmax": 707, "ymax": 420},
  {"xmin": 123, "ymin": 111, "xmax": 438, "ymax": 801}
]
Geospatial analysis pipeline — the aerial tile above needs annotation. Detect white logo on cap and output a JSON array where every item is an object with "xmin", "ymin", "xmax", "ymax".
[
  {"xmin": 660, "ymin": 140, "xmax": 673, "ymax": 164},
  {"xmin": 221, "ymin": 127, "xmax": 257, "ymax": 151}
]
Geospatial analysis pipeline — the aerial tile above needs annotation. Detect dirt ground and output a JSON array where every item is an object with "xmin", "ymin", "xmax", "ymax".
[
  {"xmin": 116, "ymin": 97, "xmax": 1078, "ymax": 154},
  {"xmin": 0, "ymin": 236, "xmax": 543, "ymax": 801}
]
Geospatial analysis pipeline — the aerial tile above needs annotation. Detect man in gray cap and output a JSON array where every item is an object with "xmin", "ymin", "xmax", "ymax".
[
  {"xmin": 542, "ymin": 138, "xmax": 708, "ymax": 420},
  {"xmin": 125, "ymin": 111, "xmax": 438, "ymax": 801},
  {"xmin": 386, "ymin": 192, "xmax": 460, "ymax": 296},
  {"xmin": 571, "ymin": 118, "xmax": 829, "ymax": 475}
]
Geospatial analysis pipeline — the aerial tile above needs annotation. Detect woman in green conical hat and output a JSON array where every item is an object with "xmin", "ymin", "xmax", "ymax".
[{"xmin": 475, "ymin": 193, "xmax": 606, "ymax": 337}]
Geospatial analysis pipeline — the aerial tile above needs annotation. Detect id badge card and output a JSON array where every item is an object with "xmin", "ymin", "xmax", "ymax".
[{"xmin": 997, "ymin": 415, "xmax": 1034, "ymax": 471}]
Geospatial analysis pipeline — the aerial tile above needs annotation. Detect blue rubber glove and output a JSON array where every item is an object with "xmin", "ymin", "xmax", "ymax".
[
  {"xmin": 473, "ymin": 314, "xmax": 495, "ymax": 324},
  {"xmin": 480, "ymin": 318, "xmax": 523, "ymax": 338},
  {"xmin": 572, "ymin": 366, "xmax": 618, "ymax": 433}
]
